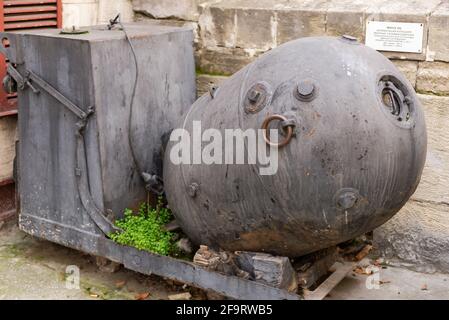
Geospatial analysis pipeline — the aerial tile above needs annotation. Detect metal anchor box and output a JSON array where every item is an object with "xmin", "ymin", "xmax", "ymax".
[{"xmin": 4, "ymin": 23, "xmax": 196, "ymax": 240}]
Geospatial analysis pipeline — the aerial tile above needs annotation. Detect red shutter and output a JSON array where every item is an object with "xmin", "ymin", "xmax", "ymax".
[{"xmin": 0, "ymin": 0, "xmax": 62, "ymax": 116}]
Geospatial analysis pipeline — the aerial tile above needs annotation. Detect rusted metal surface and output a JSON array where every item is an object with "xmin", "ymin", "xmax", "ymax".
[
  {"xmin": 4, "ymin": 5, "xmax": 57, "ymax": 15},
  {"xmin": 164, "ymin": 36, "xmax": 427, "ymax": 257},
  {"xmin": 4, "ymin": 0, "xmax": 58, "ymax": 5},
  {"xmin": 4, "ymin": 20, "xmax": 57, "ymax": 29},
  {"xmin": 4, "ymin": 13, "xmax": 57, "ymax": 22}
]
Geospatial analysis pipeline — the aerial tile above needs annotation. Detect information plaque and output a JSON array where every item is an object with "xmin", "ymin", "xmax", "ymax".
[{"xmin": 365, "ymin": 21, "xmax": 424, "ymax": 53}]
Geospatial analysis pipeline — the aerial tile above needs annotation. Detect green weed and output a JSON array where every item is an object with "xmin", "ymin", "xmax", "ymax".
[{"xmin": 109, "ymin": 198, "xmax": 177, "ymax": 256}]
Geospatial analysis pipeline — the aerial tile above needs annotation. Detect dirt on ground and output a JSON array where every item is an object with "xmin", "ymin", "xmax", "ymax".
[{"xmin": 0, "ymin": 220, "xmax": 206, "ymax": 300}]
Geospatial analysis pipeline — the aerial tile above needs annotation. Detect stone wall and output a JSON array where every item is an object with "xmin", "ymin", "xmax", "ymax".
[
  {"xmin": 133, "ymin": 0, "xmax": 449, "ymax": 273},
  {"xmin": 133, "ymin": 0, "xmax": 200, "ymax": 21},
  {"xmin": 62, "ymin": 0, "xmax": 99, "ymax": 28},
  {"xmin": 133, "ymin": 1, "xmax": 449, "ymax": 96},
  {"xmin": 62, "ymin": 0, "xmax": 134, "ymax": 28},
  {"xmin": 0, "ymin": 117, "xmax": 17, "ymax": 182}
]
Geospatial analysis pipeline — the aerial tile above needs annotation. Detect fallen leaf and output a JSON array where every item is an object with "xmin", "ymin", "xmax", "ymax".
[{"xmin": 135, "ymin": 292, "xmax": 151, "ymax": 300}]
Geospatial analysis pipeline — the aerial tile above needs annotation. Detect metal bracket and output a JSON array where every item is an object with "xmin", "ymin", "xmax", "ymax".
[
  {"xmin": 6, "ymin": 64, "xmax": 92, "ymax": 120},
  {"xmin": 6, "ymin": 64, "xmax": 26, "ymax": 90}
]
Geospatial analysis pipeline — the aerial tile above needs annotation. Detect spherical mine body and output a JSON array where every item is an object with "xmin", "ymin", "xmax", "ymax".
[{"xmin": 164, "ymin": 36, "xmax": 427, "ymax": 257}]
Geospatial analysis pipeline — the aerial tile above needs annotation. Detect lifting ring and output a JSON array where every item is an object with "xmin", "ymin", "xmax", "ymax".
[{"xmin": 261, "ymin": 114, "xmax": 294, "ymax": 147}]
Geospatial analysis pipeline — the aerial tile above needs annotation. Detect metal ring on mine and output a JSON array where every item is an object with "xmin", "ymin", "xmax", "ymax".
[{"xmin": 261, "ymin": 114, "xmax": 294, "ymax": 147}]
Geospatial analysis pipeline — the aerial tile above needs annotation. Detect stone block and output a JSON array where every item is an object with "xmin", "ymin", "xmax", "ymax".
[
  {"xmin": 391, "ymin": 60, "xmax": 418, "ymax": 88},
  {"xmin": 196, "ymin": 74, "xmax": 228, "ymax": 97},
  {"xmin": 134, "ymin": 16, "xmax": 199, "ymax": 43},
  {"xmin": 198, "ymin": 0, "xmax": 328, "ymax": 49},
  {"xmin": 235, "ymin": 8, "xmax": 275, "ymax": 50},
  {"xmin": 412, "ymin": 94, "xmax": 449, "ymax": 204},
  {"xmin": 276, "ymin": 0, "xmax": 327, "ymax": 45},
  {"xmin": 374, "ymin": 200, "xmax": 449, "ymax": 273},
  {"xmin": 132, "ymin": 0, "xmax": 200, "ymax": 21},
  {"xmin": 198, "ymin": 5, "xmax": 237, "ymax": 48},
  {"xmin": 196, "ymin": 47, "xmax": 260, "ymax": 76},
  {"xmin": 428, "ymin": 1, "xmax": 449, "ymax": 62},
  {"xmin": 62, "ymin": 0, "xmax": 99, "ymax": 28},
  {"xmin": 0, "ymin": 116, "xmax": 17, "ymax": 182},
  {"xmin": 326, "ymin": 0, "xmax": 369, "ymax": 41},
  {"xmin": 416, "ymin": 62, "xmax": 449, "ymax": 95},
  {"xmin": 98, "ymin": 0, "xmax": 134, "ymax": 24},
  {"xmin": 199, "ymin": 1, "xmax": 276, "ymax": 50},
  {"xmin": 235, "ymin": 251, "xmax": 298, "ymax": 292}
]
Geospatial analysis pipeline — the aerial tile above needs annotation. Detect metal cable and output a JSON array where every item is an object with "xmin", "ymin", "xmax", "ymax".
[
  {"xmin": 111, "ymin": 16, "xmax": 164, "ymax": 196},
  {"xmin": 117, "ymin": 18, "xmax": 145, "ymax": 180}
]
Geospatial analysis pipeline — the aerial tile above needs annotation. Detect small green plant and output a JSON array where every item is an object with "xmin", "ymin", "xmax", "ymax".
[{"xmin": 109, "ymin": 198, "xmax": 177, "ymax": 256}]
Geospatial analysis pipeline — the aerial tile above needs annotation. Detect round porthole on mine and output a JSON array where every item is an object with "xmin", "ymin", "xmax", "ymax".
[{"xmin": 377, "ymin": 75, "xmax": 415, "ymax": 128}]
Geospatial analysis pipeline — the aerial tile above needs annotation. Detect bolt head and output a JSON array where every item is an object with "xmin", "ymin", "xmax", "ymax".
[
  {"xmin": 338, "ymin": 192, "xmax": 358, "ymax": 209},
  {"xmin": 248, "ymin": 89, "xmax": 261, "ymax": 103},
  {"xmin": 244, "ymin": 82, "xmax": 270, "ymax": 114},
  {"xmin": 296, "ymin": 81, "xmax": 315, "ymax": 101}
]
